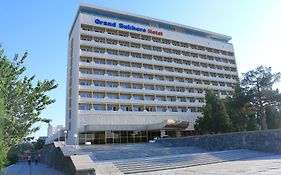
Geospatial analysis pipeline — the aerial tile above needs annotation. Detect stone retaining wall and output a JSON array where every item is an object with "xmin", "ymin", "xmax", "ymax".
[
  {"xmin": 40, "ymin": 143, "xmax": 77, "ymax": 175},
  {"xmin": 156, "ymin": 129, "xmax": 281, "ymax": 153}
]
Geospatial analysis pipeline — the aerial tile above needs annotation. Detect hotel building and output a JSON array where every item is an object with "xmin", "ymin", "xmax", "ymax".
[{"xmin": 66, "ymin": 3, "xmax": 239, "ymax": 144}]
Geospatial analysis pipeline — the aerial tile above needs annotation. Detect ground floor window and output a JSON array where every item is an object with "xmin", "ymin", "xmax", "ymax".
[{"xmin": 78, "ymin": 130, "xmax": 197, "ymax": 145}]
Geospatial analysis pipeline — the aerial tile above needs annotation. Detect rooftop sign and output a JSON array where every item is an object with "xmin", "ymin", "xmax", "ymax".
[{"xmin": 95, "ymin": 18, "xmax": 163, "ymax": 36}]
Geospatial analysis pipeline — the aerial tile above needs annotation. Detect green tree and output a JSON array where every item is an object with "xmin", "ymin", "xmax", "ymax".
[
  {"xmin": 33, "ymin": 138, "xmax": 45, "ymax": 151},
  {"xmin": 195, "ymin": 90, "xmax": 233, "ymax": 134},
  {"xmin": 0, "ymin": 95, "xmax": 9, "ymax": 170},
  {"xmin": 241, "ymin": 66, "xmax": 281, "ymax": 130},
  {"xmin": 224, "ymin": 86, "xmax": 259, "ymax": 131},
  {"xmin": 0, "ymin": 45, "xmax": 57, "ymax": 165},
  {"xmin": 265, "ymin": 106, "xmax": 281, "ymax": 129},
  {"xmin": 246, "ymin": 114, "xmax": 261, "ymax": 131}
]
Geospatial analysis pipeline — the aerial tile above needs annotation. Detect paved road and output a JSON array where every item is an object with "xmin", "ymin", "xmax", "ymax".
[{"xmin": 2, "ymin": 162, "xmax": 65, "ymax": 175}]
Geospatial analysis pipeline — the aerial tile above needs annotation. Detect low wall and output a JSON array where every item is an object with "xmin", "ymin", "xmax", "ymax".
[
  {"xmin": 156, "ymin": 129, "xmax": 281, "ymax": 153},
  {"xmin": 40, "ymin": 143, "xmax": 77, "ymax": 175}
]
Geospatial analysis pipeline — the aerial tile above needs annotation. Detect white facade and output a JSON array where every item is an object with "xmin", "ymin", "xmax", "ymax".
[{"xmin": 66, "ymin": 3, "xmax": 238, "ymax": 144}]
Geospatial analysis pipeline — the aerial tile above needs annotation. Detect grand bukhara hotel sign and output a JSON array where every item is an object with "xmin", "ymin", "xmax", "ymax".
[{"xmin": 94, "ymin": 18, "xmax": 163, "ymax": 36}]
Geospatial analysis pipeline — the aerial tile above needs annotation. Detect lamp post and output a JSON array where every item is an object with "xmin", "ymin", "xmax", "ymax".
[
  {"xmin": 52, "ymin": 132, "xmax": 55, "ymax": 143},
  {"xmin": 74, "ymin": 134, "xmax": 77, "ymax": 149},
  {"xmin": 58, "ymin": 129, "xmax": 61, "ymax": 142},
  {"xmin": 64, "ymin": 130, "xmax": 67, "ymax": 146}
]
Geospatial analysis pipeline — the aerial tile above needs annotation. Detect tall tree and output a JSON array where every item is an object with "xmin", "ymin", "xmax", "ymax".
[
  {"xmin": 224, "ymin": 86, "xmax": 256, "ymax": 131},
  {"xmin": 0, "ymin": 45, "xmax": 57, "ymax": 161},
  {"xmin": 194, "ymin": 90, "xmax": 233, "ymax": 133},
  {"xmin": 241, "ymin": 66, "xmax": 281, "ymax": 130}
]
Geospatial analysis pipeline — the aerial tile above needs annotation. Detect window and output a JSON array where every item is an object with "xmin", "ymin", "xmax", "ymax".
[
  {"xmin": 143, "ymin": 64, "xmax": 153, "ymax": 70},
  {"xmin": 155, "ymin": 86, "xmax": 164, "ymax": 91},
  {"xmin": 132, "ymin": 95, "xmax": 142, "ymax": 100},
  {"xmin": 131, "ymin": 63, "xmax": 141, "ymax": 68},
  {"xmin": 79, "ymin": 105, "xmax": 90, "ymax": 110},
  {"xmin": 107, "ymin": 71, "xmax": 118, "ymax": 76},
  {"xmin": 156, "ymin": 96, "xmax": 165, "ymax": 101},
  {"xmin": 178, "ymin": 108, "xmax": 184, "ymax": 112},
  {"xmin": 107, "ymin": 106, "xmax": 118, "ymax": 111},
  {"xmin": 80, "ymin": 93, "xmax": 90, "ymax": 98},
  {"xmin": 93, "ymin": 70, "xmax": 104, "ymax": 75},
  {"xmin": 93, "ymin": 93, "xmax": 103, "ymax": 98},
  {"xmin": 93, "ymin": 82, "xmax": 105, "ymax": 87},
  {"xmin": 144, "ymin": 85, "xmax": 154, "ymax": 90},
  {"xmin": 132, "ymin": 84, "xmax": 142, "ymax": 89},
  {"xmin": 120, "ymin": 83, "xmax": 130, "ymax": 88},
  {"xmin": 144, "ymin": 96, "xmax": 154, "ymax": 101},
  {"xmin": 107, "ymin": 60, "xmax": 118, "ymax": 65},
  {"xmin": 80, "ymin": 81, "xmax": 90, "ymax": 86},
  {"xmin": 133, "ymin": 106, "xmax": 142, "ymax": 111},
  {"xmin": 80, "ymin": 70, "xmax": 91, "ymax": 74},
  {"xmin": 93, "ymin": 105, "xmax": 105, "ymax": 111},
  {"xmin": 120, "ymin": 106, "xmax": 130, "ymax": 111},
  {"xmin": 119, "ymin": 62, "xmax": 130, "ymax": 67},
  {"xmin": 107, "ymin": 83, "xmax": 118, "ymax": 88},
  {"xmin": 120, "ymin": 94, "xmax": 130, "ymax": 99},
  {"xmin": 144, "ymin": 75, "xmax": 153, "ymax": 79},
  {"xmin": 94, "ymin": 59, "xmax": 105, "ymax": 64},
  {"xmin": 157, "ymin": 107, "xmax": 165, "ymax": 112},
  {"xmin": 108, "ymin": 94, "xmax": 117, "ymax": 99},
  {"xmin": 120, "ymin": 72, "xmax": 130, "ymax": 77}
]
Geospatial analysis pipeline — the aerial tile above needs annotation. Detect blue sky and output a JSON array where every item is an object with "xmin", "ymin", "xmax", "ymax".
[{"xmin": 1, "ymin": 0, "xmax": 281, "ymax": 139}]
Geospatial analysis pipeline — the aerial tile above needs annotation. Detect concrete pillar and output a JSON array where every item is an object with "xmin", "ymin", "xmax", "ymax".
[{"xmin": 176, "ymin": 131, "xmax": 181, "ymax": 137}]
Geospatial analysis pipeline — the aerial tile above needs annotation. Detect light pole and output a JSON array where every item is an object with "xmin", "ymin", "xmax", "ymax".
[
  {"xmin": 64, "ymin": 130, "xmax": 67, "ymax": 146},
  {"xmin": 52, "ymin": 132, "xmax": 55, "ymax": 143},
  {"xmin": 58, "ymin": 129, "xmax": 61, "ymax": 142},
  {"xmin": 74, "ymin": 134, "xmax": 77, "ymax": 149}
]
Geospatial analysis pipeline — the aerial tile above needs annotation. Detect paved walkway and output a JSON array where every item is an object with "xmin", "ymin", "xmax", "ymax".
[
  {"xmin": 135, "ymin": 154, "xmax": 281, "ymax": 175},
  {"xmin": 2, "ymin": 162, "xmax": 65, "ymax": 175}
]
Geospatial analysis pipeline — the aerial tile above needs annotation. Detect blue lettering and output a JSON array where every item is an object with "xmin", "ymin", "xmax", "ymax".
[
  {"xmin": 95, "ymin": 19, "xmax": 102, "ymax": 24},
  {"xmin": 96, "ymin": 19, "xmax": 146, "ymax": 33}
]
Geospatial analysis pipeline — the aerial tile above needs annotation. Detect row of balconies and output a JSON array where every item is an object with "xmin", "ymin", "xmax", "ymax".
[
  {"xmin": 78, "ymin": 101, "xmax": 203, "ymax": 113},
  {"xmin": 79, "ymin": 61, "xmax": 238, "ymax": 83},
  {"xmin": 80, "ymin": 40, "xmax": 237, "ymax": 70},
  {"xmin": 80, "ymin": 50, "xmax": 237, "ymax": 79},
  {"xmin": 78, "ymin": 71, "xmax": 237, "ymax": 90},
  {"xmin": 79, "ymin": 85, "xmax": 211, "ymax": 97},
  {"xmin": 78, "ymin": 74, "xmax": 235, "ymax": 93},
  {"xmin": 79, "ymin": 93, "xmax": 205, "ymax": 103},
  {"xmin": 80, "ymin": 27, "xmax": 235, "ymax": 60},
  {"xmin": 80, "ymin": 34, "xmax": 236, "ymax": 66}
]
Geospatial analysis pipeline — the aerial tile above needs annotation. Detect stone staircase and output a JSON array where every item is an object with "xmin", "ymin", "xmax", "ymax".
[
  {"xmin": 89, "ymin": 144, "xmax": 206, "ymax": 161},
  {"xmin": 113, "ymin": 149, "xmax": 271, "ymax": 174}
]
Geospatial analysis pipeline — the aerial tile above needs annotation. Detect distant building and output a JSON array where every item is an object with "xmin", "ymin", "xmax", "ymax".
[
  {"xmin": 46, "ymin": 123, "xmax": 65, "ymax": 144},
  {"xmin": 66, "ymin": 3, "xmax": 239, "ymax": 145}
]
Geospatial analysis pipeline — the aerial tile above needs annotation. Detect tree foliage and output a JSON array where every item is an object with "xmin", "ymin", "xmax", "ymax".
[
  {"xmin": 0, "ymin": 95, "xmax": 8, "ymax": 170},
  {"xmin": 194, "ymin": 90, "xmax": 232, "ymax": 134},
  {"xmin": 0, "ymin": 45, "xmax": 57, "ymax": 166},
  {"xmin": 195, "ymin": 66, "xmax": 281, "ymax": 133},
  {"xmin": 241, "ymin": 66, "xmax": 281, "ymax": 130},
  {"xmin": 265, "ymin": 106, "xmax": 281, "ymax": 129}
]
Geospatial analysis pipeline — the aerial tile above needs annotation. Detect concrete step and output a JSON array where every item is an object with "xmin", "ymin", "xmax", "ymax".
[
  {"xmin": 113, "ymin": 149, "xmax": 271, "ymax": 174},
  {"xmin": 90, "ymin": 146, "xmax": 206, "ymax": 161},
  {"xmin": 70, "ymin": 155, "xmax": 95, "ymax": 173}
]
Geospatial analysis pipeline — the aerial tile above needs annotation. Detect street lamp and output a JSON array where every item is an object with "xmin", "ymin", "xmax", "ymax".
[
  {"xmin": 74, "ymin": 134, "xmax": 77, "ymax": 149},
  {"xmin": 58, "ymin": 129, "xmax": 61, "ymax": 142},
  {"xmin": 52, "ymin": 132, "xmax": 55, "ymax": 143},
  {"xmin": 64, "ymin": 130, "xmax": 68, "ymax": 146}
]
